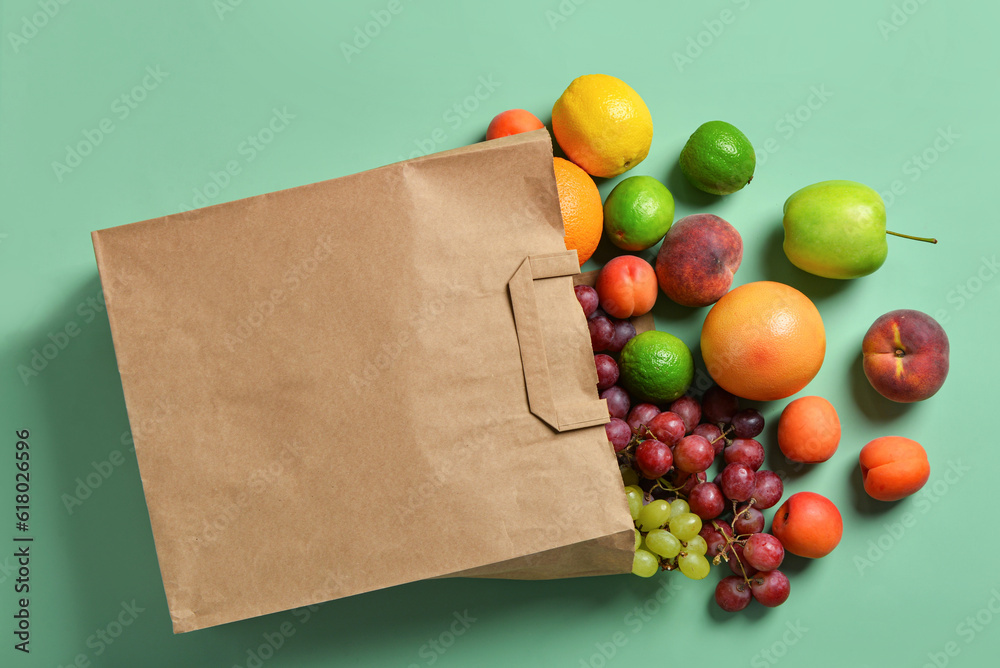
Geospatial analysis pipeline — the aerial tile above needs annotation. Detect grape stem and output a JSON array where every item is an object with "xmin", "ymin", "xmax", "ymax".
[
  {"xmin": 714, "ymin": 504, "xmax": 756, "ymax": 586},
  {"xmin": 731, "ymin": 498, "xmax": 755, "ymax": 526},
  {"xmin": 653, "ymin": 477, "xmax": 684, "ymax": 494}
]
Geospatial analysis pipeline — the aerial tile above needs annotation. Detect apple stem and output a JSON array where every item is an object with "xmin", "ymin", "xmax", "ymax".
[{"xmin": 887, "ymin": 230, "xmax": 938, "ymax": 244}]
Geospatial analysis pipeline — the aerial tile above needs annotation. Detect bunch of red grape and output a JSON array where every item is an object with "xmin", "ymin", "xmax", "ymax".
[{"xmin": 575, "ymin": 285, "xmax": 791, "ymax": 612}]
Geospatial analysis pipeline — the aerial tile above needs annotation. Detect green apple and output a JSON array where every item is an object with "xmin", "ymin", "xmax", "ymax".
[{"xmin": 782, "ymin": 180, "xmax": 936, "ymax": 279}]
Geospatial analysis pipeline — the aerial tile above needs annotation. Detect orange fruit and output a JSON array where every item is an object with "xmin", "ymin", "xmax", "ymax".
[
  {"xmin": 552, "ymin": 157, "xmax": 603, "ymax": 265},
  {"xmin": 700, "ymin": 281, "xmax": 825, "ymax": 401}
]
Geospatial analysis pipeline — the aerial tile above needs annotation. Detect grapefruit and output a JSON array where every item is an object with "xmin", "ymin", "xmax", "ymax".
[{"xmin": 700, "ymin": 281, "xmax": 825, "ymax": 401}]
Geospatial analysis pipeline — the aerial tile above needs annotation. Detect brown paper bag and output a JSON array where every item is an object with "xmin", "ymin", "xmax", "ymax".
[{"xmin": 91, "ymin": 130, "xmax": 635, "ymax": 633}]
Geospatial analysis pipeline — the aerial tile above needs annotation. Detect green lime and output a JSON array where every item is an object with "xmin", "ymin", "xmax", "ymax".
[
  {"xmin": 603, "ymin": 176, "xmax": 675, "ymax": 251},
  {"xmin": 679, "ymin": 121, "xmax": 756, "ymax": 196},
  {"xmin": 618, "ymin": 330, "xmax": 694, "ymax": 403}
]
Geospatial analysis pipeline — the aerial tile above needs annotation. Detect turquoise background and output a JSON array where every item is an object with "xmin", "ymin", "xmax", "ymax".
[{"xmin": 1, "ymin": 1, "xmax": 998, "ymax": 666}]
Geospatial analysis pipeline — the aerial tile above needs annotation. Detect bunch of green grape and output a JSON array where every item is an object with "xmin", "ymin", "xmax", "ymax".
[{"xmin": 626, "ymin": 486, "xmax": 711, "ymax": 580}]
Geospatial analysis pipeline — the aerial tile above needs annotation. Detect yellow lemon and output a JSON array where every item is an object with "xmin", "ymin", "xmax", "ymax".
[{"xmin": 552, "ymin": 74, "xmax": 654, "ymax": 178}]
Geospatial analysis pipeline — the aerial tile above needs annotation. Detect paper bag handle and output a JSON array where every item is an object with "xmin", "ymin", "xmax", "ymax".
[{"xmin": 508, "ymin": 251, "xmax": 610, "ymax": 432}]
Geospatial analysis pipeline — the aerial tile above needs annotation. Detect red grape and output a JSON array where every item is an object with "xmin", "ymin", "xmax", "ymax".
[
  {"xmin": 647, "ymin": 411, "xmax": 686, "ymax": 446},
  {"xmin": 594, "ymin": 354, "xmax": 619, "ymax": 390},
  {"xmin": 634, "ymin": 439, "xmax": 673, "ymax": 479},
  {"xmin": 733, "ymin": 505, "xmax": 765, "ymax": 534},
  {"xmin": 728, "ymin": 543, "xmax": 758, "ymax": 577},
  {"xmin": 600, "ymin": 386, "xmax": 631, "ymax": 420},
  {"xmin": 694, "ymin": 423, "xmax": 725, "ymax": 456},
  {"xmin": 715, "ymin": 575, "xmax": 753, "ymax": 612},
  {"xmin": 702, "ymin": 385, "xmax": 739, "ymax": 424},
  {"xmin": 700, "ymin": 520, "xmax": 733, "ymax": 558},
  {"xmin": 588, "ymin": 316, "xmax": 615, "ymax": 351},
  {"xmin": 719, "ymin": 463, "xmax": 756, "ymax": 502},
  {"xmin": 731, "ymin": 408, "xmax": 764, "ymax": 438},
  {"xmin": 574, "ymin": 285, "xmax": 599, "ymax": 319},
  {"xmin": 588, "ymin": 307, "xmax": 607, "ymax": 321},
  {"xmin": 751, "ymin": 470, "xmax": 784, "ymax": 510},
  {"xmin": 626, "ymin": 403, "xmax": 660, "ymax": 434},
  {"xmin": 751, "ymin": 569, "xmax": 790, "ymax": 607},
  {"xmin": 607, "ymin": 319, "xmax": 636, "ymax": 353},
  {"xmin": 676, "ymin": 471, "xmax": 706, "ymax": 496},
  {"xmin": 673, "ymin": 435, "xmax": 715, "ymax": 473},
  {"xmin": 605, "ymin": 418, "xmax": 631, "ymax": 452},
  {"xmin": 688, "ymin": 482, "xmax": 726, "ymax": 520},
  {"xmin": 724, "ymin": 438, "xmax": 765, "ymax": 471},
  {"xmin": 744, "ymin": 533, "xmax": 785, "ymax": 572},
  {"xmin": 668, "ymin": 396, "xmax": 701, "ymax": 433}
]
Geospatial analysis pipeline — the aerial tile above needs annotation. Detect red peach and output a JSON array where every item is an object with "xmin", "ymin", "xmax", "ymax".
[
  {"xmin": 655, "ymin": 214, "xmax": 743, "ymax": 307},
  {"xmin": 771, "ymin": 492, "xmax": 842, "ymax": 559},
  {"xmin": 859, "ymin": 436, "xmax": 930, "ymax": 502},
  {"xmin": 595, "ymin": 255, "xmax": 658, "ymax": 318},
  {"xmin": 862, "ymin": 309, "xmax": 949, "ymax": 403},
  {"xmin": 486, "ymin": 109, "xmax": 545, "ymax": 140}
]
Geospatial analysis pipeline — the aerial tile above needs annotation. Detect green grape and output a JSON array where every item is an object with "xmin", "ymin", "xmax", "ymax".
[
  {"xmin": 624, "ymin": 486, "xmax": 643, "ymax": 520},
  {"xmin": 669, "ymin": 512, "xmax": 703, "ymax": 542},
  {"xmin": 621, "ymin": 465, "xmax": 640, "ymax": 487},
  {"xmin": 645, "ymin": 529, "xmax": 681, "ymax": 559},
  {"xmin": 677, "ymin": 552, "xmax": 711, "ymax": 580},
  {"xmin": 683, "ymin": 535, "xmax": 708, "ymax": 556},
  {"xmin": 669, "ymin": 499, "xmax": 690, "ymax": 518},
  {"xmin": 632, "ymin": 549, "xmax": 659, "ymax": 578},
  {"xmin": 634, "ymin": 529, "xmax": 642, "ymax": 551},
  {"xmin": 637, "ymin": 500, "xmax": 671, "ymax": 532}
]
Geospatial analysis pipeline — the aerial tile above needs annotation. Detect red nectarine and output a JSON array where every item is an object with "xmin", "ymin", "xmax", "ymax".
[
  {"xmin": 595, "ymin": 255, "xmax": 658, "ymax": 318},
  {"xmin": 486, "ymin": 109, "xmax": 545, "ymax": 140}
]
